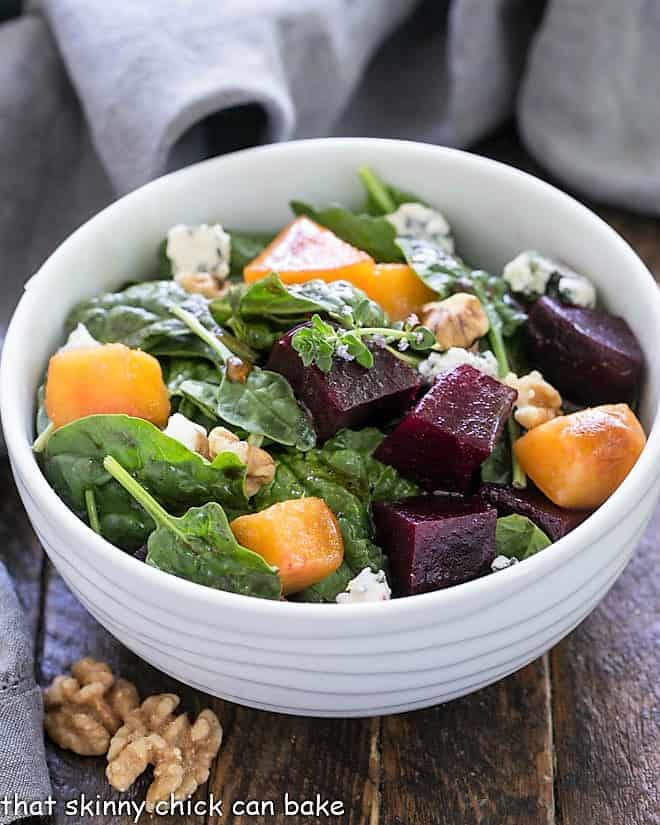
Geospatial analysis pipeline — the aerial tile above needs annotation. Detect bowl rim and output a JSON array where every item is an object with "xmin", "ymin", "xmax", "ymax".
[{"xmin": 2, "ymin": 137, "xmax": 659, "ymax": 619}]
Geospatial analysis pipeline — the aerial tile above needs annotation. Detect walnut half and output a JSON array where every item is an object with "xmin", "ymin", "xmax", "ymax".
[
  {"xmin": 174, "ymin": 271, "xmax": 229, "ymax": 300},
  {"xmin": 106, "ymin": 694, "xmax": 223, "ymax": 812},
  {"xmin": 208, "ymin": 427, "xmax": 275, "ymax": 496},
  {"xmin": 43, "ymin": 658, "xmax": 139, "ymax": 756},
  {"xmin": 421, "ymin": 292, "xmax": 489, "ymax": 350},
  {"xmin": 504, "ymin": 370, "xmax": 562, "ymax": 429}
]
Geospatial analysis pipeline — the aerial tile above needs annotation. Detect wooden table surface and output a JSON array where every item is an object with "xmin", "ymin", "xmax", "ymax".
[{"xmin": 4, "ymin": 130, "xmax": 659, "ymax": 825}]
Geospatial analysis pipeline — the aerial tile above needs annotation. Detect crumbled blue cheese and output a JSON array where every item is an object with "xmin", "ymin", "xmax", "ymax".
[
  {"xmin": 336, "ymin": 568, "xmax": 391, "ymax": 604},
  {"xmin": 491, "ymin": 555, "xmax": 519, "ymax": 572},
  {"xmin": 502, "ymin": 250, "xmax": 596, "ymax": 308},
  {"xmin": 162, "ymin": 413, "xmax": 208, "ymax": 456},
  {"xmin": 502, "ymin": 251, "xmax": 556, "ymax": 298},
  {"xmin": 59, "ymin": 323, "xmax": 101, "ymax": 352},
  {"xmin": 166, "ymin": 224, "xmax": 231, "ymax": 280},
  {"xmin": 418, "ymin": 347, "xmax": 499, "ymax": 383},
  {"xmin": 556, "ymin": 272, "xmax": 596, "ymax": 308},
  {"xmin": 385, "ymin": 202, "xmax": 454, "ymax": 252}
]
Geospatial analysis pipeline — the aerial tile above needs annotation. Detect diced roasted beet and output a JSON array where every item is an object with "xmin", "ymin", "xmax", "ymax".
[
  {"xmin": 478, "ymin": 482, "xmax": 592, "ymax": 541},
  {"xmin": 266, "ymin": 324, "xmax": 421, "ymax": 441},
  {"xmin": 372, "ymin": 495, "xmax": 497, "ymax": 595},
  {"xmin": 526, "ymin": 296, "xmax": 644, "ymax": 405},
  {"xmin": 374, "ymin": 364, "xmax": 517, "ymax": 493}
]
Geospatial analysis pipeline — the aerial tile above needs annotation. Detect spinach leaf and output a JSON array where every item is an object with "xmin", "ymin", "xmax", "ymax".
[
  {"xmin": 104, "ymin": 456, "xmax": 281, "ymax": 599},
  {"xmin": 41, "ymin": 414, "xmax": 249, "ymax": 551},
  {"xmin": 227, "ymin": 230, "xmax": 274, "ymax": 277},
  {"xmin": 210, "ymin": 285, "xmax": 283, "ymax": 350},
  {"xmin": 84, "ymin": 488, "xmax": 101, "ymax": 534},
  {"xmin": 169, "ymin": 304, "xmax": 316, "ymax": 451},
  {"xmin": 164, "ymin": 357, "xmax": 221, "ymax": 397},
  {"xmin": 217, "ymin": 368, "xmax": 316, "ymax": 451},
  {"xmin": 175, "ymin": 379, "xmax": 220, "ymax": 422},
  {"xmin": 320, "ymin": 428, "xmax": 420, "ymax": 502},
  {"xmin": 298, "ymin": 563, "xmax": 355, "ymax": 603},
  {"xmin": 66, "ymin": 280, "xmax": 255, "ymax": 364},
  {"xmin": 290, "ymin": 200, "xmax": 404, "ymax": 263},
  {"xmin": 228, "ymin": 316, "xmax": 284, "ymax": 351},
  {"xmin": 241, "ymin": 274, "xmax": 386, "ymax": 326},
  {"xmin": 163, "ymin": 359, "xmax": 220, "ymax": 430},
  {"xmin": 255, "ymin": 428, "xmax": 419, "ymax": 601},
  {"xmin": 480, "ymin": 437, "xmax": 512, "ymax": 485},
  {"xmin": 495, "ymin": 515, "xmax": 551, "ymax": 561},
  {"xmin": 179, "ymin": 366, "xmax": 316, "ymax": 451},
  {"xmin": 358, "ymin": 166, "xmax": 426, "ymax": 216},
  {"xmin": 211, "ymin": 274, "xmax": 388, "ymax": 352}
]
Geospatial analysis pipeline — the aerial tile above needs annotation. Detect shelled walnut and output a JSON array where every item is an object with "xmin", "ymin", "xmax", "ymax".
[
  {"xmin": 208, "ymin": 426, "xmax": 275, "ymax": 495},
  {"xmin": 43, "ymin": 658, "xmax": 139, "ymax": 755},
  {"xmin": 174, "ymin": 271, "xmax": 229, "ymax": 300},
  {"xmin": 504, "ymin": 370, "xmax": 562, "ymax": 429},
  {"xmin": 106, "ymin": 694, "xmax": 223, "ymax": 812},
  {"xmin": 421, "ymin": 292, "xmax": 489, "ymax": 350}
]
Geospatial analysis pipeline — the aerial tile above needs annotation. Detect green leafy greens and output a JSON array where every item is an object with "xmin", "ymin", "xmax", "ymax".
[
  {"xmin": 480, "ymin": 437, "xmax": 513, "ymax": 485},
  {"xmin": 41, "ymin": 414, "xmax": 249, "ymax": 551},
  {"xmin": 290, "ymin": 201, "xmax": 404, "ymax": 263},
  {"xmin": 104, "ymin": 456, "xmax": 281, "ymax": 599},
  {"xmin": 170, "ymin": 305, "xmax": 316, "ymax": 450},
  {"xmin": 255, "ymin": 428, "xmax": 419, "ymax": 602},
  {"xmin": 210, "ymin": 274, "xmax": 387, "ymax": 352},
  {"xmin": 225, "ymin": 230, "xmax": 274, "ymax": 278},
  {"xmin": 65, "ymin": 280, "xmax": 255, "ymax": 364},
  {"xmin": 179, "ymin": 369, "xmax": 317, "ymax": 451},
  {"xmin": 358, "ymin": 166, "xmax": 427, "ymax": 216},
  {"xmin": 290, "ymin": 167, "xmax": 427, "ymax": 262},
  {"xmin": 495, "ymin": 515, "xmax": 551, "ymax": 561}
]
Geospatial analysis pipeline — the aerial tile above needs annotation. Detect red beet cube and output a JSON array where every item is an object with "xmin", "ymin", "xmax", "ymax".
[
  {"xmin": 374, "ymin": 364, "xmax": 517, "ymax": 493},
  {"xmin": 526, "ymin": 296, "xmax": 644, "ymax": 405},
  {"xmin": 372, "ymin": 495, "xmax": 497, "ymax": 595},
  {"xmin": 266, "ymin": 324, "xmax": 421, "ymax": 441},
  {"xmin": 478, "ymin": 482, "xmax": 592, "ymax": 541}
]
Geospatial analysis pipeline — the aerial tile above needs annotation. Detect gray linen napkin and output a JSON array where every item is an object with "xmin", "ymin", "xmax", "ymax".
[
  {"xmin": 0, "ymin": 563, "xmax": 51, "ymax": 820},
  {"xmin": 1, "ymin": 0, "xmax": 659, "ymax": 816}
]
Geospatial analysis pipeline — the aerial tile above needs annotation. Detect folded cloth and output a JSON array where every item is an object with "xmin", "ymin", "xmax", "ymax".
[{"xmin": 0, "ymin": 563, "xmax": 51, "ymax": 820}]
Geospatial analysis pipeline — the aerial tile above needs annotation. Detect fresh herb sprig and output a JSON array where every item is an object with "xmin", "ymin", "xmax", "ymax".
[{"xmin": 291, "ymin": 309, "xmax": 436, "ymax": 373}]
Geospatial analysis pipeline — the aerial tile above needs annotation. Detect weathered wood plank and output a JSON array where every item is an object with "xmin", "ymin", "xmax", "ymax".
[
  {"xmin": 37, "ymin": 566, "xmax": 210, "ymax": 825},
  {"xmin": 551, "ymin": 506, "xmax": 660, "ymax": 825},
  {"xmin": 380, "ymin": 657, "xmax": 554, "ymax": 825},
  {"xmin": 206, "ymin": 705, "xmax": 379, "ymax": 824}
]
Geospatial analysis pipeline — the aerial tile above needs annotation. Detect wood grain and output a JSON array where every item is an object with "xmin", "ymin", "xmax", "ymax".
[
  {"xmin": 380, "ymin": 657, "xmax": 555, "ymax": 825},
  {"xmin": 206, "ymin": 706, "xmax": 378, "ymax": 824},
  {"xmin": 551, "ymin": 506, "xmax": 660, "ymax": 825}
]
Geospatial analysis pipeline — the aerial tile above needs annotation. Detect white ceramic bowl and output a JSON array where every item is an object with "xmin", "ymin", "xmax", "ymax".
[{"xmin": 2, "ymin": 139, "xmax": 659, "ymax": 717}]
